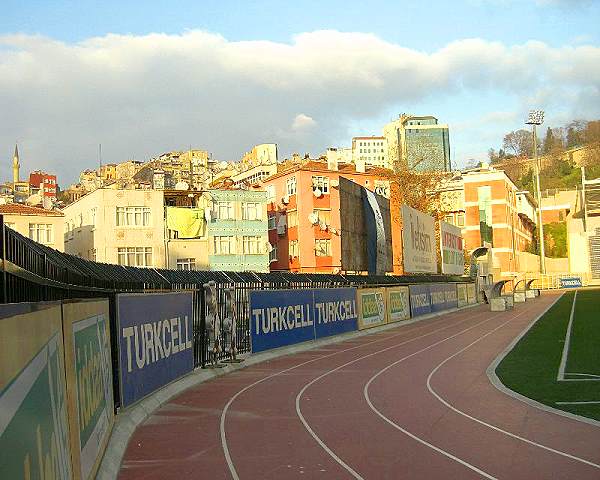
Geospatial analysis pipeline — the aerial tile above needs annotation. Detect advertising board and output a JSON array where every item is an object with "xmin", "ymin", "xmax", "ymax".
[
  {"xmin": 409, "ymin": 284, "xmax": 431, "ymax": 317},
  {"xmin": 386, "ymin": 286, "xmax": 411, "ymax": 323},
  {"xmin": 117, "ymin": 292, "xmax": 194, "ymax": 408},
  {"xmin": 429, "ymin": 284, "xmax": 449, "ymax": 313},
  {"xmin": 559, "ymin": 277, "xmax": 582, "ymax": 289},
  {"xmin": 440, "ymin": 220, "xmax": 465, "ymax": 275},
  {"xmin": 457, "ymin": 284, "xmax": 468, "ymax": 307},
  {"xmin": 0, "ymin": 303, "xmax": 72, "ymax": 480},
  {"xmin": 357, "ymin": 288, "xmax": 387, "ymax": 330},
  {"xmin": 402, "ymin": 205, "xmax": 437, "ymax": 273},
  {"xmin": 250, "ymin": 288, "xmax": 359, "ymax": 352},
  {"xmin": 467, "ymin": 283, "xmax": 478, "ymax": 304}
]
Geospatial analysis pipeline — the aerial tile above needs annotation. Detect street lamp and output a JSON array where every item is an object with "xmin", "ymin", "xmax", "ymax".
[{"xmin": 525, "ymin": 110, "xmax": 546, "ymax": 274}]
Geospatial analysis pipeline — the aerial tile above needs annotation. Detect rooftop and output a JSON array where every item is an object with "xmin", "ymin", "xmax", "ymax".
[{"xmin": 0, "ymin": 203, "xmax": 64, "ymax": 216}]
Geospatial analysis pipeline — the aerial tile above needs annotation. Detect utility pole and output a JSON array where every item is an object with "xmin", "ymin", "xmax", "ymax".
[{"xmin": 526, "ymin": 110, "xmax": 546, "ymax": 274}]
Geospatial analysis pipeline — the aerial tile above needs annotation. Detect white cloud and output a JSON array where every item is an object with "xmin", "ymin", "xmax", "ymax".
[
  {"xmin": 291, "ymin": 113, "xmax": 316, "ymax": 131},
  {"xmin": 0, "ymin": 30, "xmax": 598, "ymax": 184}
]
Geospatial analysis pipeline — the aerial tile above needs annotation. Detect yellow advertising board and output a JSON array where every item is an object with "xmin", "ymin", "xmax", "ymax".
[
  {"xmin": 0, "ymin": 302, "xmax": 73, "ymax": 480},
  {"xmin": 457, "ymin": 284, "xmax": 468, "ymax": 307},
  {"xmin": 385, "ymin": 286, "xmax": 411, "ymax": 323},
  {"xmin": 62, "ymin": 299, "xmax": 114, "ymax": 480},
  {"xmin": 357, "ymin": 288, "xmax": 387, "ymax": 329},
  {"xmin": 467, "ymin": 283, "xmax": 478, "ymax": 304}
]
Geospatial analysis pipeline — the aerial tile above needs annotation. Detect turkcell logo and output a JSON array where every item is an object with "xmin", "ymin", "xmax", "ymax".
[{"xmin": 559, "ymin": 277, "xmax": 582, "ymax": 289}]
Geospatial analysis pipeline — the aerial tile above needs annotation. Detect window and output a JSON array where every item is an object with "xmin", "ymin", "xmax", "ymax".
[
  {"xmin": 176, "ymin": 258, "xmax": 196, "ymax": 270},
  {"xmin": 214, "ymin": 236, "xmax": 234, "ymax": 255},
  {"xmin": 242, "ymin": 202, "xmax": 260, "ymax": 220},
  {"xmin": 243, "ymin": 236, "xmax": 262, "ymax": 254},
  {"xmin": 116, "ymin": 206, "xmax": 151, "ymax": 226},
  {"xmin": 287, "ymin": 210, "xmax": 298, "ymax": 228},
  {"xmin": 477, "ymin": 186, "xmax": 494, "ymax": 246},
  {"xmin": 286, "ymin": 176, "xmax": 297, "ymax": 196},
  {"xmin": 268, "ymin": 214, "xmax": 277, "ymax": 230},
  {"xmin": 313, "ymin": 209, "xmax": 331, "ymax": 224},
  {"xmin": 90, "ymin": 208, "xmax": 97, "ymax": 228},
  {"xmin": 289, "ymin": 240, "xmax": 299, "ymax": 258},
  {"xmin": 457, "ymin": 213, "xmax": 465, "ymax": 227},
  {"xmin": 265, "ymin": 185, "xmax": 275, "ymax": 201},
  {"xmin": 315, "ymin": 239, "xmax": 332, "ymax": 257},
  {"xmin": 117, "ymin": 247, "xmax": 153, "ymax": 267},
  {"xmin": 269, "ymin": 244, "xmax": 277, "ymax": 263},
  {"xmin": 29, "ymin": 224, "xmax": 53, "ymax": 244},
  {"xmin": 312, "ymin": 176, "xmax": 329, "ymax": 194},
  {"xmin": 89, "ymin": 248, "xmax": 97, "ymax": 261},
  {"xmin": 444, "ymin": 214, "xmax": 454, "ymax": 225},
  {"xmin": 217, "ymin": 202, "xmax": 234, "ymax": 220}
]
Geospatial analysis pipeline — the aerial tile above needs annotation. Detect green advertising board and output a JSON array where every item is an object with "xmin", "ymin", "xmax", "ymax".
[
  {"xmin": 72, "ymin": 314, "xmax": 113, "ymax": 480},
  {"xmin": 0, "ymin": 333, "xmax": 72, "ymax": 480},
  {"xmin": 387, "ymin": 287, "xmax": 410, "ymax": 322},
  {"xmin": 358, "ymin": 289, "xmax": 386, "ymax": 329}
]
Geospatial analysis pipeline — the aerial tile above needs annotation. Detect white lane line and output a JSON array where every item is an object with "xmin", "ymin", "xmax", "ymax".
[
  {"xmin": 363, "ymin": 308, "xmax": 538, "ymax": 480},
  {"xmin": 557, "ymin": 290, "xmax": 578, "ymax": 381},
  {"xmin": 427, "ymin": 305, "xmax": 600, "ymax": 470},
  {"xmin": 565, "ymin": 373, "xmax": 600, "ymax": 378},
  {"xmin": 556, "ymin": 401, "xmax": 600, "ymax": 405},
  {"xmin": 294, "ymin": 310, "xmax": 505, "ymax": 480},
  {"xmin": 220, "ymin": 307, "xmax": 481, "ymax": 479}
]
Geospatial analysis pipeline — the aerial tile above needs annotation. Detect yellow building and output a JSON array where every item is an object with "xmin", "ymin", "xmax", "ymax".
[{"xmin": 0, "ymin": 203, "xmax": 65, "ymax": 251}]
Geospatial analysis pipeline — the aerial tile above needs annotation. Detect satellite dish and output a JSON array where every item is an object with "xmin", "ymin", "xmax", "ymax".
[
  {"xmin": 330, "ymin": 179, "xmax": 339, "ymax": 188},
  {"xmin": 313, "ymin": 188, "xmax": 322, "ymax": 198},
  {"xmin": 175, "ymin": 181, "xmax": 189, "ymax": 190},
  {"xmin": 282, "ymin": 195, "xmax": 289, "ymax": 204},
  {"xmin": 308, "ymin": 213, "xmax": 319, "ymax": 225},
  {"xmin": 319, "ymin": 221, "xmax": 327, "ymax": 231}
]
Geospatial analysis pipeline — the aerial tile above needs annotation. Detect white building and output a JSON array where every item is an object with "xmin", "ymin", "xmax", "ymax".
[
  {"xmin": 0, "ymin": 203, "xmax": 65, "ymax": 251},
  {"xmin": 351, "ymin": 136, "xmax": 390, "ymax": 169}
]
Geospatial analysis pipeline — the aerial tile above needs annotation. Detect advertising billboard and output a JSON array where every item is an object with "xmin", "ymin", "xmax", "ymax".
[
  {"xmin": 62, "ymin": 299, "xmax": 113, "ymax": 480},
  {"xmin": 402, "ymin": 205, "xmax": 437, "ymax": 273},
  {"xmin": 0, "ymin": 303, "xmax": 72, "ymax": 480},
  {"xmin": 467, "ymin": 283, "xmax": 478, "ymax": 304},
  {"xmin": 559, "ymin": 277, "xmax": 582, "ymax": 289},
  {"xmin": 357, "ymin": 288, "xmax": 387, "ymax": 330},
  {"xmin": 386, "ymin": 286, "xmax": 411, "ymax": 323},
  {"xmin": 117, "ymin": 292, "xmax": 194, "ymax": 408},
  {"xmin": 457, "ymin": 284, "xmax": 468, "ymax": 307},
  {"xmin": 250, "ymin": 288, "xmax": 358, "ymax": 352},
  {"xmin": 440, "ymin": 220, "xmax": 465, "ymax": 275},
  {"xmin": 409, "ymin": 284, "xmax": 432, "ymax": 317}
]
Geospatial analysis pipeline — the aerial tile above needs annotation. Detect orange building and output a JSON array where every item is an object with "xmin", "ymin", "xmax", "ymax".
[{"xmin": 262, "ymin": 159, "xmax": 396, "ymax": 273}]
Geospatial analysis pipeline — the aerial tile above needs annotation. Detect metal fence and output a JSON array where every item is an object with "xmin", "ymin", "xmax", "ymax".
[{"xmin": 0, "ymin": 215, "xmax": 464, "ymax": 372}]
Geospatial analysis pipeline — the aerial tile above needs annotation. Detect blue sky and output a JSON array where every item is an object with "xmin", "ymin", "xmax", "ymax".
[{"xmin": 1, "ymin": 0, "xmax": 599, "ymax": 185}]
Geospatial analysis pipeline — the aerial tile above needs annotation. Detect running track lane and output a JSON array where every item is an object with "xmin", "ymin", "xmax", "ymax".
[{"xmin": 119, "ymin": 292, "xmax": 600, "ymax": 479}]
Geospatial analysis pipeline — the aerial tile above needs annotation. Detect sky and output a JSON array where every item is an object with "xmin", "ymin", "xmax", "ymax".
[{"xmin": 1, "ymin": 0, "xmax": 599, "ymax": 186}]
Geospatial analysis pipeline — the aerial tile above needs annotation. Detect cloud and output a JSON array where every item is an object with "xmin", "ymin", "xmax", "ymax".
[{"xmin": 0, "ymin": 30, "xmax": 599, "ymax": 184}]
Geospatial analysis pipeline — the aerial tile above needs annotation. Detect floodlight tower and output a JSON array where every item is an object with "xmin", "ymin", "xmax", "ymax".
[{"xmin": 525, "ymin": 110, "xmax": 546, "ymax": 274}]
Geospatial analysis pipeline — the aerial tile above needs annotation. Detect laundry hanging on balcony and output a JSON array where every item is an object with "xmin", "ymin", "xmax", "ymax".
[{"xmin": 166, "ymin": 207, "xmax": 206, "ymax": 238}]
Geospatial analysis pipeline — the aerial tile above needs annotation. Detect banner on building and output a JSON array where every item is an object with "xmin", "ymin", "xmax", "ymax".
[
  {"xmin": 62, "ymin": 299, "xmax": 114, "ymax": 480},
  {"xmin": 250, "ymin": 288, "xmax": 358, "ymax": 352},
  {"xmin": 357, "ymin": 288, "xmax": 387, "ymax": 330},
  {"xmin": 467, "ymin": 283, "xmax": 477, "ymax": 304},
  {"xmin": 457, "ymin": 284, "xmax": 468, "ymax": 307},
  {"xmin": 364, "ymin": 189, "xmax": 388, "ymax": 275},
  {"xmin": 117, "ymin": 292, "xmax": 194, "ymax": 408},
  {"xmin": 409, "ymin": 284, "xmax": 432, "ymax": 317},
  {"xmin": 0, "ymin": 303, "xmax": 72, "ymax": 480},
  {"xmin": 386, "ymin": 286, "xmax": 411, "ymax": 323},
  {"xmin": 402, "ymin": 205, "xmax": 437, "ymax": 273},
  {"xmin": 440, "ymin": 220, "xmax": 465, "ymax": 275}
]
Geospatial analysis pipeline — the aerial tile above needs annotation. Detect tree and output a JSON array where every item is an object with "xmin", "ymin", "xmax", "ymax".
[
  {"xmin": 543, "ymin": 127, "xmax": 555, "ymax": 154},
  {"xmin": 487, "ymin": 148, "xmax": 499, "ymax": 163},
  {"xmin": 502, "ymin": 129, "xmax": 533, "ymax": 157}
]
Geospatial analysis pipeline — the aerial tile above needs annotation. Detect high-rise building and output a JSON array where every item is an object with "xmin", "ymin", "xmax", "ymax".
[
  {"xmin": 351, "ymin": 136, "xmax": 390, "ymax": 169},
  {"xmin": 384, "ymin": 114, "xmax": 451, "ymax": 172}
]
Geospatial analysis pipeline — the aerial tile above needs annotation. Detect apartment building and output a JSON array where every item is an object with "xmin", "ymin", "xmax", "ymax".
[
  {"xmin": 262, "ymin": 159, "xmax": 393, "ymax": 273},
  {"xmin": 241, "ymin": 143, "xmax": 278, "ymax": 169},
  {"xmin": 29, "ymin": 171, "xmax": 58, "ymax": 202},
  {"xmin": 351, "ymin": 136, "xmax": 390, "ymax": 169},
  {"xmin": 0, "ymin": 203, "xmax": 65, "ymax": 251},
  {"xmin": 438, "ymin": 165, "xmax": 537, "ymax": 278}
]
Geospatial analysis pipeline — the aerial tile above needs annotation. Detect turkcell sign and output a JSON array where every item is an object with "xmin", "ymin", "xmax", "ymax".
[
  {"xmin": 559, "ymin": 277, "xmax": 582, "ymax": 289},
  {"xmin": 117, "ymin": 292, "xmax": 194, "ymax": 408},
  {"xmin": 250, "ymin": 288, "xmax": 358, "ymax": 353},
  {"xmin": 429, "ymin": 284, "xmax": 448, "ymax": 313},
  {"xmin": 409, "ymin": 284, "xmax": 431, "ymax": 317}
]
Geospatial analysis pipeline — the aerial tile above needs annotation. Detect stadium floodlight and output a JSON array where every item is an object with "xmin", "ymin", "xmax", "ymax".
[{"xmin": 526, "ymin": 110, "xmax": 544, "ymax": 125}]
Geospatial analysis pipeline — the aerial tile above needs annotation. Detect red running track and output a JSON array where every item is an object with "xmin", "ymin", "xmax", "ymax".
[{"xmin": 119, "ymin": 292, "xmax": 600, "ymax": 479}]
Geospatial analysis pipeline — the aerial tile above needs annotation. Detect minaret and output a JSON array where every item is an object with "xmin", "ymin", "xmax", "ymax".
[{"xmin": 12, "ymin": 144, "xmax": 20, "ymax": 184}]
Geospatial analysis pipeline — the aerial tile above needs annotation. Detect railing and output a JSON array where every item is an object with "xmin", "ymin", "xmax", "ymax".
[{"xmin": 518, "ymin": 272, "xmax": 591, "ymax": 290}]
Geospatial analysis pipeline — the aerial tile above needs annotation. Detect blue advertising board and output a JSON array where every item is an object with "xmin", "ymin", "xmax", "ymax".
[
  {"xmin": 429, "ymin": 284, "xmax": 448, "ymax": 313},
  {"xmin": 313, "ymin": 288, "xmax": 358, "ymax": 339},
  {"xmin": 409, "ymin": 284, "xmax": 431, "ymax": 317},
  {"xmin": 444, "ymin": 284, "xmax": 458, "ymax": 309},
  {"xmin": 250, "ymin": 289, "xmax": 316, "ymax": 353},
  {"xmin": 559, "ymin": 277, "xmax": 582, "ymax": 289},
  {"xmin": 250, "ymin": 288, "xmax": 358, "ymax": 353},
  {"xmin": 117, "ymin": 292, "xmax": 194, "ymax": 408}
]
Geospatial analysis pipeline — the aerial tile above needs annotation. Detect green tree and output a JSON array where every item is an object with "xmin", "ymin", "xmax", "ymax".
[{"xmin": 543, "ymin": 127, "xmax": 555, "ymax": 153}]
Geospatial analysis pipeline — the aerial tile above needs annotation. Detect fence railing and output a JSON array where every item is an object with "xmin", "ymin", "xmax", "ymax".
[{"xmin": 518, "ymin": 272, "xmax": 591, "ymax": 290}]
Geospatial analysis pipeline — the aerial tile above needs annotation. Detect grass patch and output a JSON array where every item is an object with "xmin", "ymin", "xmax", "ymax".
[{"xmin": 496, "ymin": 290, "xmax": 600, "ymax": 421}]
